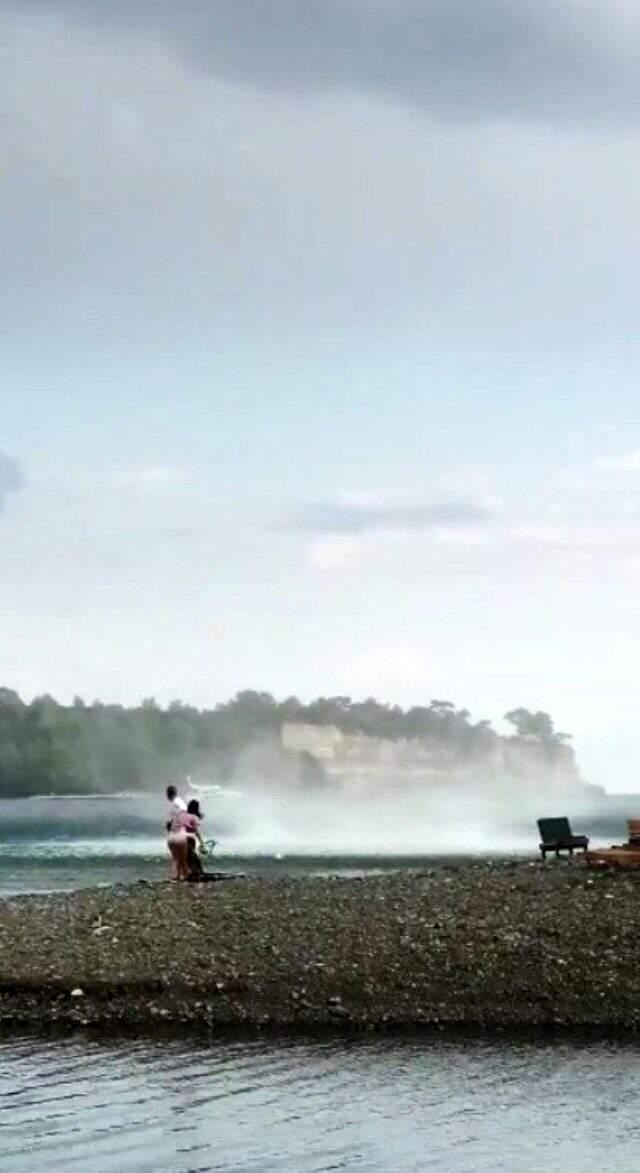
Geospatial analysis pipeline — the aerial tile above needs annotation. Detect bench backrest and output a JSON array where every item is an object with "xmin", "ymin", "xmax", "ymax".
[{"xmin": 538, "ymin": 816, "xmax": 572, "ymax": 843}]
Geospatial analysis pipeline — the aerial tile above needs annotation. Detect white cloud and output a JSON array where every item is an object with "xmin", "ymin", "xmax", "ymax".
[
  {"xmin": 304, "ymin": 513, "xmax": 640, "ymax": 576},
  {"xmin": 432, "ymin": 527, "xmax": 493, "ymax": 547},
  {"xmin": 594, "ymin": 449, "xmax": 640, "ymax": 472},
  {"xmin": 308, "ymin": 535, "xmax": 370, "ymax": 571},
  {"xmin": 113, "ymin": 466, "xmax": 188, "ymax": 489}
]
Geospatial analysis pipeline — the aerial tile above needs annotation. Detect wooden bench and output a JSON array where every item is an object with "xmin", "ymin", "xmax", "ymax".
[
  {"xmin": 627, "ymin": 819, "xmax": 640, "ymax": 846},
  {"xmin": 537, "ymin": 817, "xmax": 589, "ymax": 860}
]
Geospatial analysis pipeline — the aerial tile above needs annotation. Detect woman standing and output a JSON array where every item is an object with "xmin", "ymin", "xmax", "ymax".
[
  {"xmin": 166, "ymin": 805, "xmax": 190, "ymax": 882},
  {"xmin": 183, "ymin": 798, "xmax": 207, "ymax": 880}
]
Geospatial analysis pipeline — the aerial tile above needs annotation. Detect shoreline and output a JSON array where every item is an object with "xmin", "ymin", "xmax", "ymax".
[{"xmin": 2, "ymin": 862, "xmax": 640, "ymax": 1033}]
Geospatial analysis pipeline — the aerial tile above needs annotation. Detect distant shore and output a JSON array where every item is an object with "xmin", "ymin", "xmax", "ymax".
[{"xmin": 1, "ymin": 862, "xmax": 639, "ymax": 1032}]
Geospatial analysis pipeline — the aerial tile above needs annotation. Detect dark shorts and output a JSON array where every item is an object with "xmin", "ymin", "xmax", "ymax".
[{"xmin": 186, "ymin": 836, "xmax": 203, "ymax": 879}]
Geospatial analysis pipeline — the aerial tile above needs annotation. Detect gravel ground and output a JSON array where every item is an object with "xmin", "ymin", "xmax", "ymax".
[{"xmin": 0, "ymin": 860, "xmax": 638, "ymax": 1031}]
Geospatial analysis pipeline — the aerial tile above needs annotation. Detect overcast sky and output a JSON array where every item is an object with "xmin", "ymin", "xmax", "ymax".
[{"xmin": 3, "ymin": 1, "xmax": 640, "ymax": 789}]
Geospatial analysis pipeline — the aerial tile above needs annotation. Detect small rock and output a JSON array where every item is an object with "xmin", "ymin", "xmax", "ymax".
[
  {"xmin": 70, "ymin": 988, "xmax": 84, "ymax": 998},
  {"xmin": 329, "ymin": 1004, "xmax": 349, "ymax": 1018}
]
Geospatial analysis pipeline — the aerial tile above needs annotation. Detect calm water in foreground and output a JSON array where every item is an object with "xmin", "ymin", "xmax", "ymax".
[{"xmin": 1, "ymin": 1034, "xmax": 639, "ymax": 1171}]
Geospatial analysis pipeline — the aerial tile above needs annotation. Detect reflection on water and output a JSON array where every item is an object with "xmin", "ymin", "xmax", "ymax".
[{"xmin": 1, "ymin": 1034, "xmax": 639, "ymax": 1172}]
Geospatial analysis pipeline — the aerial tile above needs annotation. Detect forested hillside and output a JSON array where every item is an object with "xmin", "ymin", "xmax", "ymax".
[{"xmin": 0, "ymin": 688, "xmax": 576, "ymax": 797}]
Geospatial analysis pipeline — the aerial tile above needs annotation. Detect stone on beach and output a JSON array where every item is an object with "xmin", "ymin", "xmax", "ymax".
[{"xmin": 0, "ymin": 862, "xmax": 639, "ymax": 1030}]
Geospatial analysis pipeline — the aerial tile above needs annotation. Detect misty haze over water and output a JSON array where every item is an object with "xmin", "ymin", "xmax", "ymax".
[{"xmin": 0, "ymin": 780, "xmax": 632, "ymax": 897}]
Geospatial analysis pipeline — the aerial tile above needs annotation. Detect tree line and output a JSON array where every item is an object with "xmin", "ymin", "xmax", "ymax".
[{"xmin": 0, "ymin": 687, "xmax": 575, "ymax": 798}]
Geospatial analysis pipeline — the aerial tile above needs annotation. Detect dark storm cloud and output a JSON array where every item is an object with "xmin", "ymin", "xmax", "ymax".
[
  {"xmin": 4, "ymin": 0, "xmax": 638, "ymax": 123},
  {"xmin": 0, "ymin": 453, "xmax": 25, "ymax": 515},
  {"xmin": 287, "ymin": 499, "xmax": 494, "ymax": 534}
]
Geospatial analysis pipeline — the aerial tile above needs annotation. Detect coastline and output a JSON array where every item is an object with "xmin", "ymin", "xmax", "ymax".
[{"xmin": 1, "ymin": 862, "xmax": 639, "ymax": 1032}]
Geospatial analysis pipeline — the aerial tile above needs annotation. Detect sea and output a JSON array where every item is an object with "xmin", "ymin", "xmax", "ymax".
[
  {"xmin": 1, "ymin": 796, "xmax": 638, "ymax": 1172},
  {"xmin": 2, "ymin": 1034, "xmax": 639, "ymax": 1171}
]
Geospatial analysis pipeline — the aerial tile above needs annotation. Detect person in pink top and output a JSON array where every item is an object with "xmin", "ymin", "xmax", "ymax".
[{"xmin": 166, "ymin": 784, "xmax": 190, "ymax": 881}]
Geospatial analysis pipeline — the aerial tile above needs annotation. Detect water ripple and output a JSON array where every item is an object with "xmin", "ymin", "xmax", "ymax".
[{"xmin": 1, "ymin": 1035, "xmax": 640, "ymax": 1171}]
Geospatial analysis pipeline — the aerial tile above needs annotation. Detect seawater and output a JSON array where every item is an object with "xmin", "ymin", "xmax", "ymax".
[
  {"xmin": 1, "ymin": 1034, "xmax": 639, "ymax": 1171},
  {"xmin": 0, "ymin": 840, "xmax": 440, "ymax": 896}
]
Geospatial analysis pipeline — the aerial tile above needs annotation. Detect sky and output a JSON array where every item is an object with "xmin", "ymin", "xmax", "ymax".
[{"xmin": 2, "ymin": 1, "xmax": 640, "ymax": 790}]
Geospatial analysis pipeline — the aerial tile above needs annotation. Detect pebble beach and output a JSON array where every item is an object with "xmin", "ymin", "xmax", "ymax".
[{"xmin": 1, "ymin": 860, "xmax": 638, "ymax": 1032}]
